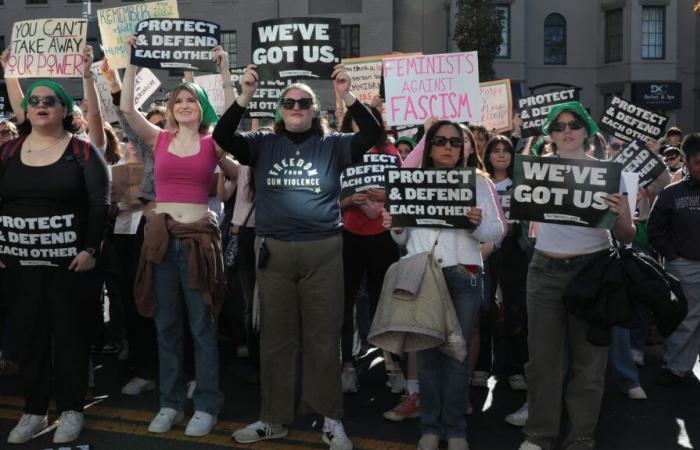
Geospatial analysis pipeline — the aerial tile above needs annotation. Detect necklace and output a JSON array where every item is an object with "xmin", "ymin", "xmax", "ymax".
[{"xmin": 26, "ymin": 134, "xmax": 66, "ymax": 153}]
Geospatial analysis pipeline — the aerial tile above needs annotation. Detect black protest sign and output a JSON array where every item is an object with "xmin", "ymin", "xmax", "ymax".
[
  {"xmin": 612, "ymin": 140, "xmax": 666, "ymax": 188},
  {"xmin": 510, "ymin": 155, "xmax": 621, "ymax": 228},
  {"xmin": 132, "ymin": 19, "xmax": 220, "ymax": 72},
  {"xmin": 497, "ymin": 186, "xmax": 513, "ymax": 222},
  {"xmin": 517, "ymin": 88, "xmax": 579, "ymax": 137},
  {"xmin": 251, "ymin": 17, "xmax": 341, "ymax": 80},
  {"xmin": 385, "ymin": 168, "xmax": 477, "ymax": 229},
  {"xmin": 599, "ymin": 96, "xmax": 669, "ymax": 143},
  {"xmin": 0, "ymin": 214, "xmax": 80, "ymax": 268},
  {"xmin": 229, "ymin": 67, "xmax": 294, "ymax": 118},
  {"xmin": 340, "ymin": 153, "xmax": 401, "ymax": 198}
]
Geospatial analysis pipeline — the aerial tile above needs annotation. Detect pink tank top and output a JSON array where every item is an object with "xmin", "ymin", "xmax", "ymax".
[{"xmin": 154, "ymin": 131, "xmax": 219, "ymax": 204}]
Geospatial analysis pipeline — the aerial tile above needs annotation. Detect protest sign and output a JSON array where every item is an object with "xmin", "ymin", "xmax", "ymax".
[
  {"xmin": 192, "ymin": 73, "xmax": 233, "ymax": 117},
  {"xmin": 496, "ymin": 184, "xmax": 513, "ymax": 222},
  {"xmin": 6, "ymin": 19, "xmax": 87, "ymax": 78},
  {"xmin": 91, "ymin": 62, "xmax": 120, "ymax": 123},
  {"xmin": 599, "ymin": 96, "xmax": 669, "ymax": 143},
  {"xmin": 134, "ymin": 68, "xmax": 161, "ymax": 108},
  {"xmin": 0, "ymin": 213, "xmax": 80, "ymax": 268},
  {"xmin": 112, "ymin": 163, "xmax": 145, "ymax": 205},
  {"xmin": 97, "ymin": 0, "xmax": 179, "ymax": 69},
  {"xmin": 611, "ymin": 140, "xmax": 666, "ymax": 188},
  {"xmin": 510, "ymin": 155, "xmax": 622, "ymax": 228},
  {"xmin": 385, "ymin": 168, "xmax": 477, "ymax": 229},
  {"xmin": 622, "ymin": 171, "xmax": 640, "ymax": 214},
  {"xmin": 342, "ymin": 53, "xmax": 422, "ymax": 105},
  {"xmin": 340, "ymin": 153, "xmax": 401, "ymax": 198},
  {"xmin": 517, "ymin": 88, "xmax": 579, "ymax": 137},
  {"xmin": 251, "ymin": 18, "xmax": 341, "ymax": 80},
  {"xmin": 383, "ymin": 52, "xmax": 481, "ymax": 127},
  {"xmin": 475, "ymin": 79, "xmax": 512, "ymax": 133},
  {"xmin": 132, "ymin": 19, "xmax": 220, "ymax": 72}
]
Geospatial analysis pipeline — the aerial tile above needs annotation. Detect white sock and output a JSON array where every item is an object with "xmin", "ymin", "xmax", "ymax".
[{"xmin": 407, "ymin": 379, "xmax": 419, "ymax": 396}]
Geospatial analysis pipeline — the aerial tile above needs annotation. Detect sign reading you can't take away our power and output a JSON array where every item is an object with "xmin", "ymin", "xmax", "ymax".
[{"xmin": 599, "ymin": 96, "xmax": 669, "ymax": 143}]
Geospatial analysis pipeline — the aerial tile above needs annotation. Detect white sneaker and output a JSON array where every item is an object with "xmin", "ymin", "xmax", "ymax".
[
  {"xmin": 184, "ymin": 411, "xmax": 217, "ymax": 436},
  {"xmin": 186, "ymin": 380, "xmax": 196, "ymax": 400},
  {"xmin": 471, "ymin": 371, "xmax": 489, "ymax": 388},
  {"xmin": 121, "ymin": 377, "xmax": 156, "ymax": 396},
  {"xmin": 508, "ymin": 375, "xmax": 528, "ymax": 391},
  {"xmin": 322, "ymin": 419, "xmax": 353, "ymax": 450},
  {"xmin": 148, "ymin": 407, "xmax": 184, "ymax": 433},
  {"xmin": 628, "ymin": 386, "xmax": 648, "ymax": 400},
  {"xmin": 53, "ymin": 411, "xmax": 85, "ymax": 444},
  {"xmin": 518, "ymin": 441, "xmax": 543, "ymax": 450},
  {"xmin": 505, "ymin": 402, "xmax": 529, "ymax": 427},
  {"xmin": 232, "ymin": 421, "xmax": 288, "ymax": 443},
  {"xmin": 7, "ymin": 414, "xmax": 47, "ymax": 444},
  {"xmin": 385, "ymin": 370, "xmax": 407, "ymax": 394},
  {"xmin": 341, "ymin": 368, "xmax": 358, "ymax": 394},
  {"xmin": 631, "ymin": 349, "xmax": 645, "ymax": 366}
]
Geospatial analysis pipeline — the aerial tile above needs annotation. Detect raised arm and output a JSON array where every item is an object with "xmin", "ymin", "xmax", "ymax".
[
  {"xmin": 213, "ymin": 46, "xmax": 235, "ymax": 110},
  {"xmin": 81, "ymin": 46, "xmax": 106, "ymax": 150},
  {"xmin": 1, "ymin": 48, "xmax": 26, "ymax": 124}
]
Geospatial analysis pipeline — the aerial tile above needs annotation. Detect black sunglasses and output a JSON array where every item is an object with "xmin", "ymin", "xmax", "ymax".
[
  {"xmin": 280, "ymin": 98, "xmax": 314, "ymax": 110},
  {"xmin": 664, "ymin": 154, "xmax": 680, "ymax": 161},
  {"xmin": 549, "ymin": 120, "xmax": 585, "ymax": 133},
  {"xmin": 431, "ymin": 136, "xmax": 463, "ymax": 148},
  {"xmin": 27, "ymin": 95, "xmax": 62, "ymax": 108}
]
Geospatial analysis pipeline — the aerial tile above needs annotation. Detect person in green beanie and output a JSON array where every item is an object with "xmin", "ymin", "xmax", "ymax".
[
  {"xmin": 120, "ymin": 35, "xmax": 239, "ymax": 438},
  {"xmin": 395, "ymin": 135, "xmax": 417, "ymax": 160}
]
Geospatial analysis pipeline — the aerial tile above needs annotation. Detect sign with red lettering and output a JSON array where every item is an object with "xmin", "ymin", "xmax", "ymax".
[
  {"xmin": 383, "ymin": 52, "xmax": 480, "ymax": 127},
  {"xmin": 6, "ymin": 18, "xmax": 87, "ymax": 78}
]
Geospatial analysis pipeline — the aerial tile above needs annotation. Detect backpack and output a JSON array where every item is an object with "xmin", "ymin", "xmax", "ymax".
[{"xmin": 0, "ymin": 134, "xmax": 91, "ymax": 167}]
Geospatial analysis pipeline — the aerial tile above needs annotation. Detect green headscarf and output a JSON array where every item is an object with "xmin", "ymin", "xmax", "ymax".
[
  {"xmin": 182, "ymin": 82, "xmax": 218, "ymax": 127},
  {"xmin": 21, "ymin": 80, "xmax": 74, "ymax": 113},
  {"xmin": 542, "ymin": 101, "xmax": 599, "ymax": 138},
  {"xmin": 395, "ymin": 136, "xmax": 417, "ymax": 149}
]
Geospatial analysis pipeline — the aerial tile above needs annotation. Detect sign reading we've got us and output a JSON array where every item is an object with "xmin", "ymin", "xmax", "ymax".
[
  {"xmin": 510, "ymin": 155, "xmax": 622, "ymax": 228},
  {"xmin": 6, "ymin": 19, "xmax": 87, "ymax": 78}
]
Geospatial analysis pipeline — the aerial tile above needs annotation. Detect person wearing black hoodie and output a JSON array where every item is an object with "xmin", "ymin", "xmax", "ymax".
[{"xmin": 648, "ymin": 132, "xmax": 700, "ymax": 386}]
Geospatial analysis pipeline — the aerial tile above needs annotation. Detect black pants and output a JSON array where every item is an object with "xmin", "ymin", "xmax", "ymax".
[
  {"xmin": 3, "ymin": 267, "xmax": 101, "ymax": 414},
  {"xmin": 341, "ymin": 229, "xmax": 399, "ymax": 363},
  {"xmin": 237, "ymin": 226, "xmax": 259, "ymax": 365}
]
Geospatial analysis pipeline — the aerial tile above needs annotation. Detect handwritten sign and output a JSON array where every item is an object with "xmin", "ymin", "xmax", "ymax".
[
  {"xmin": 134, "ymin": 68, "xmax": 161, "ymax": 109},
  {"xmin": 112, "ymin": 163, "xmax": 145, "ymax": 205},
  {"xmin": 383, "ymin": 52, "xmax": 481, "ymax": 127},
  {"xmin": 6, "ymin": 19, "xmax": 87, "ymax": 78},
  {"xmin": 342, "ymin": 53, "xmax": 422, "ymax": 105},
  {"xmin": 475, "ymin": 79, "xmax": 512, "ymax": 133},
  {"xmin": 97, "ymin": 0, "xmax": 179, "ymax": 69},
  {"xmin": 91, "ymin": 62, "xmax": 119, "ymax": 123}
]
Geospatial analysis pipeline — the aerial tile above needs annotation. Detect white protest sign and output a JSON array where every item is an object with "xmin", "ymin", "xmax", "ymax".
[
  {"xmin": 97, "ymin": 0, "xmax": 179, "ymax": 69},
  {"xmin": 342, "ymin": 53, "xmax": 422, "ymax": 105},
  {"xmin": 91, "ymin": 62, "xmax": 120, "ymax": 123},
  {"xmin": 383, "ymin": 52, "xmax": 480, "ymax": 127},
  {"xmin": 134, "ymin": 68, "xmax": 161, "ymax": 109},
  {"xmin": 475, "ymin": 79, "xmax": 512, "ymax": 133},
  {"xmin": 6, "ymin": 19, "xmax": 87, "ymax": 78},
  {"xmin": 193, "ymin": 73, "xmax": 235, "ymax": 117}
]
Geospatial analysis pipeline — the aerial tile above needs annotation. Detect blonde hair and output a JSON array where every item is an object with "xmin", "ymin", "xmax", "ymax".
[{"xmin": 165, "ymin": 84, "xmax": 210, "ymax": 134}]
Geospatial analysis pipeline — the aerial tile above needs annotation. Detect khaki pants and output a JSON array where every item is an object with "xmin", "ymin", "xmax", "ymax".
[{"xmin": 256, "ymin": 234, "xmax": 344, "ymax": 424}]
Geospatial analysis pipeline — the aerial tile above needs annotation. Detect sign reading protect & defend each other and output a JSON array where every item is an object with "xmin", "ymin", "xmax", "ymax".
[
  {"xmin": 517, "ymin": 88, "xmax": 579, "ymax": 137},
  {"xmin": 611, "ymin": 140, "xmax": 666, "ymax": 188},
  {"xmin": 0, "ymin": 214, "xmax": 80, "ymax": 268},
  {"xmin": 599, "ymin": 96, "xmax": 669, "ymax": 143},
  {"xmin": 340, "ymin": 153, "xmax": 401, "ymax": 198}
]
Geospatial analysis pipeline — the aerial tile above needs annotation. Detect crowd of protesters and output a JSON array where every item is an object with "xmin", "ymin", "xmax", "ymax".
[{"xmin": 0, "ymin": 34, "xmax": 698, "ymax": 450}]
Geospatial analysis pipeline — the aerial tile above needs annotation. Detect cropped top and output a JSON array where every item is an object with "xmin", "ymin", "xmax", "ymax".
[{"xmin": 154, "ymin": 131, "xmax": 219, "ymax": 204}]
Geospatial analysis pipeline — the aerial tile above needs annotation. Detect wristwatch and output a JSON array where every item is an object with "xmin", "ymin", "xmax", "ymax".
[{"xmin": 83, "ymin": 247, "xmax": 96, "ymax": 257}]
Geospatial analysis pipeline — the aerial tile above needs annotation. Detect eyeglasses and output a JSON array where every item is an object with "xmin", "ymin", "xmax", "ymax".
[
  {"xmin": 549, "ymin": 120, "xmax": 585, "ymax": 133},
  {"xmin": 0, "ymin": 129, "xmax": 15, "ymax": 137},
  {"xmin": 431, "ymin": 136, "xmax": 463, "ymax": 148},
  {"xmin": 609, "ymin": 143, "xmax": 623, "ymax": 151},
  {"xmin": 664, "ymin": 154, "xmax": 680, "ymax": 162},
  {"xmin": 26, "ymin": 95, "xmax": 62, "ymax": 108},
  {"xmin": 280, "ymin": 98, "xmax": 314, "ymax": 110}
]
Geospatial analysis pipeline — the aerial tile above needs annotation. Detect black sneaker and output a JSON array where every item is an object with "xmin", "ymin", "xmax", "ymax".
[{"xmin": 655, "ymin": 368, "xmax": 683, "ymax": 386}]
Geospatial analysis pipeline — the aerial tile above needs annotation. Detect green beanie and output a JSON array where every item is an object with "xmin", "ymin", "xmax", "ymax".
[
  {"xmin": 21, "ymin": 80, "xmax": 74, "ymax": 113},
  {"xmin": 183, "ymin": 82, "xmax": 219, "ymax": 127},
  {"xmin": 542, "ymin": 101, "xmax": 599, "ymax": 137}
]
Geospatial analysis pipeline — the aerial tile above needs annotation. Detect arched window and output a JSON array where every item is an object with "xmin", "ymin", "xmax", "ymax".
[{"xmin": 544, "ymin": 13, "xmax": 566, "ymax": 65}]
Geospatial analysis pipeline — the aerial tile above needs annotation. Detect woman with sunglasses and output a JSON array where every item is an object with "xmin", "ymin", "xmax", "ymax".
[
  {"xmin": 381, "ymin": 120, "xmax": 503, "ymax": 450},
  {"xmin": 213, "ymin": 63, "xmax": 381, "ymax": 449},
  {"xmin": 122, "ymin": 36, "xmax": 238, "ymax": 437},
  {"xmin": 518, "ymin": 102, "xmax": 635, "ymax": 450},
  {"xmin": 0, "ymin": 78, "xmax": 109, "ymax": 445}
]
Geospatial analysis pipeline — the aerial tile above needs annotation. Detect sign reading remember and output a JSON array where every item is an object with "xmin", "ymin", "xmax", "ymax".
[
  {"xmin": 385, "ymin": 168, "xmax": 477, "ymax": 229},
  {"xmin": 6, "ymin": 19, "xmax": 87, "ymax": 78},
  {"xmin": 510, "ymin": 155, "xmax": 622, "ymax": 228},
  {"xmin": 383, "ymin": 52, "xmax": 481, "ymax": 127},
  {"xmin": 599, "ymin": 96, "xmax": 669, "ymax": 143}
]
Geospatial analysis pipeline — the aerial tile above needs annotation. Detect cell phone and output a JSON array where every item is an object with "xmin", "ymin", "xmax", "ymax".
[{"xmin": 257, "ymin": 239, "xmax": 270, "ymax": 269}]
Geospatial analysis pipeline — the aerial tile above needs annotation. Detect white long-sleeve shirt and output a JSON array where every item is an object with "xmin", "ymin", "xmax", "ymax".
[{"xmin": 391, "ymin": 174, "xmax": 504, "ymax": 268}]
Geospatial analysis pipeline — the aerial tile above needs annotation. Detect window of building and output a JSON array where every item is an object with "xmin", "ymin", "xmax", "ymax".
[
  {"xmin": 220, "ymin": 31, "xmax": 237, "ymax": 69},
  {"xmin": 340, "ymin": 25, "xmax": 360, "ymax": 59},
  {"xmin": 26, "ymin": 0, "xmax": 48, "ymax": 4},
  {"xmin": 641, "ymin": 6, "xmax": 664, "ymax": 59},
  {"xmin": 544, "ymin": 13, "xmax": 566, "ymax": 65},
  {"xmin": 309, "ymin": 0, "xmax": 361, "ymax": 14},
  {"xmin": 495, "ymin": 5, "xmax": 510, "ymax": 59},
  {"xmin": 605, "ymin": 9, "xmax": 623, "ymax": 63}
]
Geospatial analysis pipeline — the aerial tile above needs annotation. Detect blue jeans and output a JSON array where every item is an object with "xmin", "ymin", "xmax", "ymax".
[
  {"xmin": 418, "ymin": 265, "xmax": 482, "ymax": 439},
  {"xmin": 153, "ymin": 238, "xmax": 224, "ymax": 415},
  {"xmin": 663, "ymin": 258, "xmax": 700, "ymax": 376},
  {"xmin": 609, "ymin": 327, "xmax": 640, "ymax": 391}
]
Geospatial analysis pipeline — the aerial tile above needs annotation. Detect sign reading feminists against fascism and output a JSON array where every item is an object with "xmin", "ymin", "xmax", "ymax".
[
  {"xmin": 510, "ymin": 155, "xmax": 622, "ymax": 228},
  {"xmin": 0, "ymin": 214, "xmax": 80, "ymax": 268},
  {"xmin": 517, "ymin": 88, "xmax": 579, "ymax": 137},
  {"xmin": 383, "ymin": 52, "xmax": 481, "ymax": 127},
  {"xmin": 599, "ymin": 96, "xmax": 669, "ymax": 143},
  {"xmin": 340, "ymin": 153, "xmax": 402, "ymax": 198},
  {"xmin": 385, "ymin": 168, "xmax": 477, "ymax": 229},
  {"xmin": 252, "ymin": 18, "xmax": 341, "ymax": 80},
  {"xmin": 612, "ymin": 140, "xmax": 666, "ymax": 188},
  {"xmin": 6, "ymin": 19, "xmax": 87, "ymax": 78}
]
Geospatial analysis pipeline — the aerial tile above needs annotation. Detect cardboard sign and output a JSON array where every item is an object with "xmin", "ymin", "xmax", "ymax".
[
  {"xmin": 340, "ymin": 153, "xmax": 401, "ymax": 198},
  {"xmin": 91, "ymin": 62, "xmax": 120, "ymax": 123},
  {"xmin": 134, "ymin": 68, "xmax": 161, "ymax": 108},
  {"xmin": 112, "ymin": 163, "xmax": 145, "ymax": 205},
  {"xmin": 0, "ymin": 213, "xmax": 81, "ymax": 268},
  {"xmin": 385, "ymin": 168, "xmax": 477, "ymax": 229},
  {"xmin": 383, "ymin": 52, "xmax": 481, "ymax": 127},
  {"xmin": 599, "ymin": 96, "xmax": 669, "ymax": 143},
  {"xmin": 251, "ymin": 17, "xmax": 341, "ymax": 80},
  {"xmin": 97, "ymin": 0, "xmax": 179, "ymax": 69},
  {"xmin": 6, "ymin": 19, "xmax": 87, "ymax": 78},
  {"xmin": 342, "ymin": 53, "xmax": 422, "ymax": 105},
  {"xmin": 510, "ymin": 155, "xmax": 622, "ymax": 228},
  {"xmin": 611, "ymin": 140, "xmax": 666, "ymax": 188},
  {"xmin": 132, "ymin": 19, "xmax": 220, "ymax": 72},
  {"xmin": 517, "ymin": 88, "xmax": 579, "ymax": 137},
  {"xmin": 475, "ymin": 79, "xmax": 512, "ymax": 133}
]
